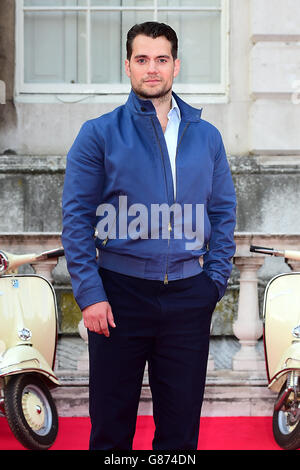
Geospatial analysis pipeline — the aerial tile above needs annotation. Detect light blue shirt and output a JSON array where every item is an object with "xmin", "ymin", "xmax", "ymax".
[{"xmin": 164, "ymin": 95, "xmax": 181, "ymax": 199}]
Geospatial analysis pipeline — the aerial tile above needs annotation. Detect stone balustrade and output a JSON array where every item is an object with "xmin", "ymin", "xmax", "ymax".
[
  {"xmin": 1, "ymin": 231, "xmax": 300, "ymax": 373},
  {"xmin": 233, "ymin": 233, "xmax": 300, "ymax": 372}
]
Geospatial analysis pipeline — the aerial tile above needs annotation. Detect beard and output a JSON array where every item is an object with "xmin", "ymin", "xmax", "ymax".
[{"xmin": 132, "ymin": 81, "xmax": 172, "ymax": 100}]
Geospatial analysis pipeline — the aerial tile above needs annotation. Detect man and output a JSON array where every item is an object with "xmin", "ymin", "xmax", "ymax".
[{"xmin": 62, "ymin": 21, "xmax": 236, "ymax": 450}]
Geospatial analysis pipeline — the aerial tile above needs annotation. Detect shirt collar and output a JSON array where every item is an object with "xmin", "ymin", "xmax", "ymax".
[
  {"xmin": 168, "ymin": 95, "xmax": 181, "ymax": 120},
  {"xmin": 127, "ymin": 89, "xmax": 202, "ymax": 122}
]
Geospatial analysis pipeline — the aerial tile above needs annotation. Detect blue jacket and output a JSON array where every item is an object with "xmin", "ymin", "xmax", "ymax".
[{"xmin": 62, "ymin": 89, "xmax": 236, "ymax": 311}]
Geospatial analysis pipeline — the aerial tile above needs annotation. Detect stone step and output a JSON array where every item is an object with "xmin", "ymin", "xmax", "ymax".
[{"xmin": 52, "ymin": 369, "xmax": 277, "ymax": 418}]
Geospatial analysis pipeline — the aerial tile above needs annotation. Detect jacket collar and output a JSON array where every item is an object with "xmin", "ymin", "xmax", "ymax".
[{"xmin": 126, "ymin": 88, "xmax": 202, "ymax": 123}]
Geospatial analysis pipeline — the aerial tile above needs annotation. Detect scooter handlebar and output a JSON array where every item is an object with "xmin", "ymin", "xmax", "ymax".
[
  {"xmin": 250, "ymin": 245, "xmax": 300, "ymax": 261},
  {"xmin": 250, "ymin": 245, "xmax": 278, "ymax": 255},
  {"xmin": 0, "ymin": 247, "xmax": 65, "ymax": 274},
  {"xmin": 35, "ymin": 247, "xmax": 65, "ymax": 260},
  {"xmin": 284, "ymin": 250, "xmax": 300, "ymax": 261},
  {"xmin": 0, "ymin": 251, "xmax": 38, "ymax": 273}
]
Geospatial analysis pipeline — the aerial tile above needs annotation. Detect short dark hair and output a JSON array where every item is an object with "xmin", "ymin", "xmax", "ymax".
[{"xmin": 126, "ymin": 21, "xmax": 178, "ymax": 61}]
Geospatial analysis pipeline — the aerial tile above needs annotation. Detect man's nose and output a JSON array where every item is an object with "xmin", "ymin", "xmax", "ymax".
[{"xmin": 147, "ymin": 59, "xmax": 158, "ymax": 73}]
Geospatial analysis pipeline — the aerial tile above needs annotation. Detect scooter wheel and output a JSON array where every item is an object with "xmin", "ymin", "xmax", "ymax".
[
  {"xmin": 4, "ymin": 373, "xmax": 59, "ymax": 450},
  {"xmin": 273, "ymin": 383, "xmax": 300, "ymax": 450}
]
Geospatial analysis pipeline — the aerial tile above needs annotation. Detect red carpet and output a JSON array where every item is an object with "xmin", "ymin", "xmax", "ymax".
[{"xmin": 0, "ymin": 416, "xmax": 283, "ymax": 450}]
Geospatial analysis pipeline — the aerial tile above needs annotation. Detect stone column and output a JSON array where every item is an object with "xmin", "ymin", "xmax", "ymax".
[
  {"xmin": 77, "ymin": 318, "xmax": 89, "ymax": 371},
  {"xmin": 207, "ymin": 353, "xmax": 215, "ymax": 371},
  {"xmin": 232, "ymin": 256, "xmax": 265, "ymax": 371},
  {"xmin": 31, "ymin": 258, "xmax": 59, "ymax": 283}
]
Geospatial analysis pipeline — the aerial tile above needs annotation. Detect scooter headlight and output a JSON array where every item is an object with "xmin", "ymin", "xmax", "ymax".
[{"xmin": 0, "ymin": 251, "xmax": 9, "ymax": 274}]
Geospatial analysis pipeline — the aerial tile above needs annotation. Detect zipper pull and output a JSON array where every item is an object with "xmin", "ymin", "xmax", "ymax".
[
  {"xmin": 102, "ymin": 236, "xmax": 108, "ymax": 246},
  {"xmin": 168, "ymin": 221, "xmax": 172, "ymax": 232},
  {"xmin": 164, "ymin": 273, "xmax": 168, "ymax": 285}
]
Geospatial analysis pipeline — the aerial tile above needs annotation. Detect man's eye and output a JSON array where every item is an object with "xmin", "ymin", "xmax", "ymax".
[
  {"xmin": 158, "ymin": 59, "xmax": 167, "ymax": 63},
  {"xmin": 137, "ymin": 59, "xmax": 146, "ymax": 63}
]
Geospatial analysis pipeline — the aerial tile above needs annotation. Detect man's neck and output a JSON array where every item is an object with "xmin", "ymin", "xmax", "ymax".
[
  {"xmin": 151, "ymin": 92, "xmax": 173, "ymax": 134},
  {"xmin": 151, "ymin": 91, "xmax": 172, "ymax": 119},
  {"xmin": 135, "ymin": 88, "xmax": 173, "ymax": 119}
]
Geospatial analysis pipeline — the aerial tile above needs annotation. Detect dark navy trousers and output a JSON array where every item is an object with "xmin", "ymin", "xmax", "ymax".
[{"xmin": 88, "ymin": 267, "xmax": 219, "ymax": 450}]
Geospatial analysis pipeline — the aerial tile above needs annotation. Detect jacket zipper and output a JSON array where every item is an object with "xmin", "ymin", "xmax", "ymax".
[
  {"xmin": 165, "ymin": 122, "xmax": 190, "ymax": 284},
  {"xmin": 151, "ymin": 117, "xmax": 190, "ymax": 284}
]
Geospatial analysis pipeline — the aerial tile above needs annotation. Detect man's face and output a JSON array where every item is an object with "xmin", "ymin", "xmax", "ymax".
[{"xmin": 125, "ymin": 34, "xmax": 180, "ymax": 99}]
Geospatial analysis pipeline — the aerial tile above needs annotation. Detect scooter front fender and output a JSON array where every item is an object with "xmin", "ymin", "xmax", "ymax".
[
  {"xmin": 0, "ymin": 345, "xmax": 59, "ymax": 386},
  {"xmin": 268, "ymin": 342, "xmax": 300, "ymax": 392}
]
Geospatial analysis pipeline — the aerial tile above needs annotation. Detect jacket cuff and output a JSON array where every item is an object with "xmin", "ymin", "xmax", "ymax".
[{"xmin": 75, "ymin": 285, "xmax": 108, "ymax": 311}]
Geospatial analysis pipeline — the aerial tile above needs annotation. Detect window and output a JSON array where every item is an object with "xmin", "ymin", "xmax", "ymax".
[{"xmin": 16, "ymin": 0, "xmax": 229, "ymax": 96}]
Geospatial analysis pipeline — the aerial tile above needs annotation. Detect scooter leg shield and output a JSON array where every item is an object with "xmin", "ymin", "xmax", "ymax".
[{"xmin": 0, "ymin": 345, "xmax": 59, "ymax": 385}]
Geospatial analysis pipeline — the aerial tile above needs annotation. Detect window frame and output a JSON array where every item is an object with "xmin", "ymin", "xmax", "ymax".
[{"xmin": 15, "ymin": 0, "xmax": 230, "ymax": 98}]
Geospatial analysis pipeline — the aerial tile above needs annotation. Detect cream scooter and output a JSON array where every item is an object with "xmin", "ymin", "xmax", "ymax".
[
  {"xmin": 250, "ymin": 244, "xmax": 300, "ymax": 450},
  {"xmin": 0, "ymin": 246, "xmax": 64, "ymax": 450}
]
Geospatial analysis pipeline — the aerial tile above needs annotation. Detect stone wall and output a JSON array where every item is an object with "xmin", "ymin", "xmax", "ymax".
[{"xmin": 2, "ymin": 153, "xmax": 300, "ymax": 234}]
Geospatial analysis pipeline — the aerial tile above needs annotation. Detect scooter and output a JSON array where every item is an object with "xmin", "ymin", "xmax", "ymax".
[
  {"xmin": 0, "ymin": 246, "xmax": 64, "ymax": 450},
  {"xmin": 250, "ymin": 244, "xmax": 300, "ymax": 450}
]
